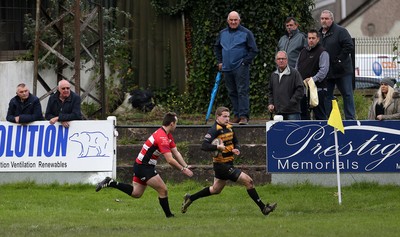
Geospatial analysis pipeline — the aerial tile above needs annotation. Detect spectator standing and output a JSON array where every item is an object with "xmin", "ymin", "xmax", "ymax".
[
  {"xmin": 6, "ymin": 83, "xmax": 43, "ymax": 123},
  {"xmin": 268, "ymin": 51, "xmax": 304, "ymax": 120},
  {"xmin": 214, "ymin": 11, "xmax": 259, "ymax": 125},
  {"xmin": 96, "ymin": 112, "xmax": 193, "ymax": 218},
  {"xmin": 296, "ymin": 29, "xmax": 330, "ymax": 120},
  {"xmin": 368, "ymin": 78, "xmax": 400, "ymax": 120},
  {"xmin": 277, "ymin": 17, "xmax": 307, "ymax": 68},
  {"xmin": 45, "ymin": 79, "xmax": 82, "ymax": 128},
  {"xmin": 319, "ymin": 9, "xmax": 356, "ymax": 120}
]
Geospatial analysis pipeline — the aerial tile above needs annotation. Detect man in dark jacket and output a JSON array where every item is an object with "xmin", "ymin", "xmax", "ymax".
[
  {"xmin": 319, "ymin": 10, "xmax": 355, "ymax": 120},
  {"xmin": 268, "ymin": 51, "xmax": 304, "ymax": 120},
  {"xmin": 6, "ymin": 83, "xmax": 43, "ymax": 123},
  {"xmin": 296, "ymin": 29, "xmax": 330, "ymax": 120},
  {"xmin": 45, "ymin": 79, "xmax": 82, "ymax": 128}
]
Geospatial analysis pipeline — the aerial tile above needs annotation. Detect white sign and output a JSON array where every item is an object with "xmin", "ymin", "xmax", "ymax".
[{"xmin": 0, "ymin": 120, "xmax": 115, "ymax": 172}]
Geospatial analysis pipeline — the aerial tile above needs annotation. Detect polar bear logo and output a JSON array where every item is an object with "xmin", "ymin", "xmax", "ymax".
[{"xmin": 69, "ymin": 131, "xmax": 110, "ymax": 158}]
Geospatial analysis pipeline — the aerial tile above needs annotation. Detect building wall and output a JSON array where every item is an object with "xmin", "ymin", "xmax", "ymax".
[
  {"xmin": 312, "ymin": 0, "xmax": 368, "ymax": 23},
  {"xmin": 346, "ymin": 0, "xmax": 400, "ymax": 37},
  {"xmin": 0, "ymin": 61, "xmax": 111, "ymax": 121},
  {"xmin": 313, "ymin": 0, "xmax": 400, "ymax": 38}
]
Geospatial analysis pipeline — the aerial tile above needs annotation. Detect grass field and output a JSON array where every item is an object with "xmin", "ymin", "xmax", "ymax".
[{"xmin": 1, "ymin": 180, "xmax": 399, "ymax": 237}]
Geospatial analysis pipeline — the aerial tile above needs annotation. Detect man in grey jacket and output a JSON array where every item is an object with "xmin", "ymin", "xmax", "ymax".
[
  {"xmin": 268, "ymin": 51, "xmax": 304, "ymax": 120},
  {"xmin": 277, "ymin": 17, "xmax": 307, "ymax": 68}
]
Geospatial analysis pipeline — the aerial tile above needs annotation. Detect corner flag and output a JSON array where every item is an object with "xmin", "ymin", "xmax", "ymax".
[
  {"xmin": 328, "ymin": 100, "xmax": 345, "ymax": 134},
  {"xmin": 327, "ymin": 99, "xmax": 344, "ymax": 204}
]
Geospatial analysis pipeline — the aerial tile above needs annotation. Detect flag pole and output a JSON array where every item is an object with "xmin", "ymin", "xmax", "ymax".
[
  {"xmin": 328, "ymin": 99, "xmax": 344, "ymax": 205},
  {"xmin": 333, "ymin": 127, "xmax": 342, "ymax": 205}
]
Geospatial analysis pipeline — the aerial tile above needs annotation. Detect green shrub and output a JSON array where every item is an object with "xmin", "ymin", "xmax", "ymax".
[
  {"xmin": 336, "ymin": 89, "xmax": 374, "ymax": 120},
  {"xmin": 151, "ymin": 0, "xmax": 315, "ymax": 116}
]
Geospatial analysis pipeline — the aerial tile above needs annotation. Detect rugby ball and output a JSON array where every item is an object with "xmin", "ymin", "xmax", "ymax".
[{"xmin": 211, "ymin": 138, "xmax": 223, "ymax": 156}]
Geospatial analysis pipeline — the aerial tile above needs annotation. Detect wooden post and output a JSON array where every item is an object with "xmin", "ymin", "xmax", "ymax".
[
  {"xmin": 73, "ymin": 0, "xmax": 81, "ymax": 95},
  {"xmin": 98, "ymin": 4, "xmax": 106, "ymax": 118},
  {"xmin": 57, "ymin": 1, "xmax": 65, "ymax": 83},
  {"xmin": 33, "ymin": 0, "xmax": 41, "ymax": 96}
]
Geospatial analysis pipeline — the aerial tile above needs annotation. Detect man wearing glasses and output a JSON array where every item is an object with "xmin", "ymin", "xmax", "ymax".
[
  {"xmin": 268, "ymin": 51, "xmax": 304, "ymax": 120},
  {"xmin": 45, "ymin": 79, "xmax": 82, "ymax": 127}
]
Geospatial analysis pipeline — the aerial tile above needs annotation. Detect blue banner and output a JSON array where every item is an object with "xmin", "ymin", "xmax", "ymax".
[{"xmin": 266, "ymin": 121, "xmax": 400, "ymax": 173}]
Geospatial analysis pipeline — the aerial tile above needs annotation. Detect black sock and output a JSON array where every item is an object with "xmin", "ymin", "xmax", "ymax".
[
  {"xmin": 247, "ymin": 188, "xmax": 265, "ymax": 210},
  {"xmin": 109, "ymin": 181, "xmax": 133, "ymax": 196},
  {"xmin": 159, "ymin": 197, "xmax": 173, "ymax": 217},
  {"xmin": 190, "ymin": 187, "xmax": 211, "ymax": 202}
]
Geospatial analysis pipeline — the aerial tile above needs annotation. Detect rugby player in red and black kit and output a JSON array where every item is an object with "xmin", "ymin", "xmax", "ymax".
[
  {"xmin": 96, "ymin": 112, "xmax": 193, "ymax": 218},
  {"xmin": 181, "ymin": 106, "xmax": 277, "ymax": 216}
]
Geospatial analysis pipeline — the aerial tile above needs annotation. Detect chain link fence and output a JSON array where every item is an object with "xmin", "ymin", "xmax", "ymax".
[{"xmin": 354, "ymin": 37, "xmax": 400, "ymax": 89}]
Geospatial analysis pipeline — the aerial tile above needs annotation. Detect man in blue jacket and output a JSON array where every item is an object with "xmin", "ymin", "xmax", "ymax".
[
  {"xmin": 319, "ymin": 10, "xmax": 355, "ymax": 120},
  {"xmin": 45, "ymin": 79, "xmax": 82, "ymax": 128},
  {"xmin": 214, "ymin": 11, "xmax": 259, "ymax": 125},
  {"xmin": 6, "ymin": 83, "xmax": 43, "ymax": 123}
]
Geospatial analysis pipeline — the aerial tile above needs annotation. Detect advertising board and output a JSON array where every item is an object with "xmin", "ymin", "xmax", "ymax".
[
  {"xmin": 266, "ymin": 120, "xmax": 400, "ymax": 173},
  {"xmin": 0, "ymin": 120, "xmax": 115, "ymax": 172}
]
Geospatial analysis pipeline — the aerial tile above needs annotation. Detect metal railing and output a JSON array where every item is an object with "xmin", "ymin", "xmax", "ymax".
[
  {"xmin": 355, "ymin": 37, "xmax": 399, "ymax": 55},
  {"xmin": 354, "ymin": 37, "xmax": 400, "ymax": 89}
]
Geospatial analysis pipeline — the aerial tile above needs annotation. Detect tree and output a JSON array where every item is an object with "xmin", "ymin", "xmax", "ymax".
[{"xmin": 152, "ymin": 0, "xmax": 315, "ymax": 115}]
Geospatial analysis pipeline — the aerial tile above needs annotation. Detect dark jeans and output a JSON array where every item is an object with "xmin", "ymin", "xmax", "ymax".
[
  {"xmin": 279, "ymin": 113, "xmax": 301, "ymax": 120},
  {"xmin": 224, "ymin": 64, "xmax": 250, "ymax": 119},
  {"xmin": 326, "ymin": 74, "xmax": 356, "ymax": 120},
  {"xmin": 301, "ymin": 90, "xmax": 328, "ymax": 120}
]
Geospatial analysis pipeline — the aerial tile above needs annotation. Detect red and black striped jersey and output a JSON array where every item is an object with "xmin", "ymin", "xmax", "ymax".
[{"xmin": 135, "ymin": 127, "xmax": 176, "ymax": 166}]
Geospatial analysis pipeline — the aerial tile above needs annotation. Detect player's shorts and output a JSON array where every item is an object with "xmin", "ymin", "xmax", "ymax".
[
  {"xmin": 213, "ymin": 161, "xmax": 241, "ymax": 182},
  {"xmin": 132, "ymin": 163, "xmax": 158, "ymax": 185}
]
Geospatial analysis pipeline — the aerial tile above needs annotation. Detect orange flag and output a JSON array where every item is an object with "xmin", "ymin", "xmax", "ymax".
[{"xmin": 328, "ymin": 100, "xmax": 345, "ymax": 134}]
